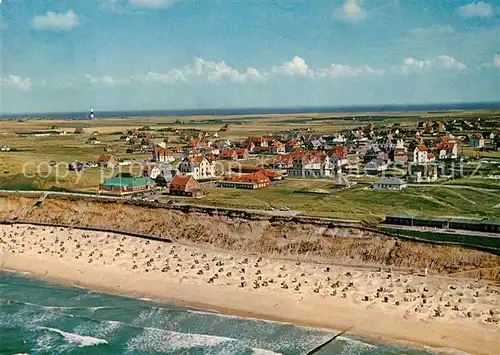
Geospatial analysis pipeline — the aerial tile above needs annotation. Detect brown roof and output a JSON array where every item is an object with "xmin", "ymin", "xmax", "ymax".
[
  {"xmin": 97, "ymin": 155, "xmax": 114, "ymax": 163},
  {"xmin": 169, "ymin": 175, "xmax": 196, "ymax": 191},
  {"xmin": 154, "ymin": 147, "xmax": 174, "ymax": 155}
]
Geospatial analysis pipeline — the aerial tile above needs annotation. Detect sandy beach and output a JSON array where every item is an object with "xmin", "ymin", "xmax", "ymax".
[{"xmin": 1, "ymin": 223, "xmax": 499, "ymax": 354}]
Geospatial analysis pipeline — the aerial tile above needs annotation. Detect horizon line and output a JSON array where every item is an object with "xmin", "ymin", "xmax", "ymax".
[{"xmin": 1, "ymin": 100, "xmax": 499, "ymax": 118}]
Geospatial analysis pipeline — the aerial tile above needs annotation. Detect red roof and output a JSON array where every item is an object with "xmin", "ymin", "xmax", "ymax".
[
  {"xmin": 224, "ymin": 172, "xmax": 271, "ymax": 184},
  {"xmin": 427, "ymin": 153, "xmax": 435, "ymax": 159},
  {"xmin": 247, "ymin": 136, "xmax": 267, "ymax": 143},
  {"xmin": 220, "ymin": 149, "xmax": 238, "ymax": 158},
  {"xmin": 329, "ymin": 146, "xmax": 347, "ymax": 159},
  {"xmin": 437, "ymin": 142, "xmax": 455, "ymax": 151},
  {"xmin": 417, "ymin": 144, "xmax": 428, "ymax": 152}
]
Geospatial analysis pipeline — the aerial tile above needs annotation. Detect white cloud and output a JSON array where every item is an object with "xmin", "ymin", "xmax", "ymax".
[
  {"xmin": 128, "ymin": 0, "xmax": 178, "ymax": 9},
  {"xmin": 276, "ymin": 56, "xmax": 313, "ymax": 77},
  {"xmin": 458, "ymin": 1, "xmax": 494, "ymax": 18},
  {"xmin": 409, "ymin": 25, "xmax": 454, "ymax": 37},
  {"xmin": 315, "ymin": 64, "xmax": 382, "ymax": 78},
  {"xmin": 139, "ymin": 69, "xmax": 186, "ymax": 84},
  {"xmin": 402, "ymin": 55, "xmax": 466, "ymax": 74},
  {"xmin": 31, "ymin": 9, "xmax": 80, "ymax": 31},
  {"xmin": 85, "ymin": 74, "xmax": 130, "ymax": 85},
  {"xmin": 333, "ymin": 0, "xmax": 367, "ymax": 22},
  {"xmin": 435, "ymin": 55, "xmax": 467, "ymax": 70},
  {"xmin": 402, "ymin": 57, "xmax": 431, "ymax": 74},
  {"xmin": 3, "ymin": 75, "xmax": 33, "ymax": 90}
]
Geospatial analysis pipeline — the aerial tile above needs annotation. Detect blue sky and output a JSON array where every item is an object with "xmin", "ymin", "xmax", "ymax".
[{"xmin": 0, "ymin": 0, "xmax": 499, "ymax": 114}]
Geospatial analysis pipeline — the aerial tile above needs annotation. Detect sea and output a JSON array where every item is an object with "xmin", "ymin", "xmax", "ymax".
[
  {"xmin": 0, "ymin": 271, "xmax": 458, "ymax": 355},
  {"xmin": 1, "ymin": 102, "xmax": 499, "ymax": 119}
]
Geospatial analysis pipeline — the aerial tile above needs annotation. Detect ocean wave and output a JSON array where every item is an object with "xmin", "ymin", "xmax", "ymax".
[
  {"xmin": 251, "ymin": 347, "xmax": 283, "ymax": 355},
  {"xmin": 337, "ymin": 336, "xmax": 378, "ymax": 349},
  {"xmin": 37, "ymin": 326, "xmax": 108, "ymax": 348},
  {"xmin": 125, "ymin": 327, "xmax": 249, "ymax": 353}
]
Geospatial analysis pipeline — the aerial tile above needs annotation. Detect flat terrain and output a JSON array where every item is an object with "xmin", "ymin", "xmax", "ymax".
[{"xmin": 1, "ymin": 109, "xmax": 499, "ymax": 221}]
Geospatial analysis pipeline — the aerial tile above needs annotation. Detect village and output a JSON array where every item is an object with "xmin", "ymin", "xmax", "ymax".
[
  {"xmin": 89, "ymin": 117, "xmax": 500, "ymax": 198},
  {"xmin": 1, "ymin": 111, "xmax": 499, "ymax": 223}
]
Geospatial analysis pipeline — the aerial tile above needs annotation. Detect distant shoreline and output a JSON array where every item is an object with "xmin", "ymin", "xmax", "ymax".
[{"xmin": 2, "ymin": 101, "xmax": 499, "ymax": 119}]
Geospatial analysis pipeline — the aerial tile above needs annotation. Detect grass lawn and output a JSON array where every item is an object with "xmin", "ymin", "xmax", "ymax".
[{"xmin": 161, "ymin": 180, "xmax": 500, "ymax": 222}]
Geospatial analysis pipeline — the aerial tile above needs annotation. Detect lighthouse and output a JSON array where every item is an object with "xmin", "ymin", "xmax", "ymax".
[{"xmin": 88, "ymin": 108, "xmax": 95, "ymax": 119}]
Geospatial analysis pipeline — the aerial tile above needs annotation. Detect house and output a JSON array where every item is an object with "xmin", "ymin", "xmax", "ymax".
[
  {"xmin": 270, "ymin": 141, "xmax": 286, "ymax": 155},
  {"xmin": 142, "ymin": 165, "xmax": 162, "ymax": 179},
  {"xmin": 364, "ymin": 146, "xmax": 382, "ymax": 163},
  {"xmin": 307, "ymin": 139, "xmax": 324, "ymax": 150},
  {"xmin": 87, "ymin": 137, "xmax": 100, "ymax": 144},
  {"xmin": 100, "ymin": 173, "xmax": 156, "ymax": 194},
  {"xmin": 97, "ymin": 155, "xmax": 118, "ymax": 168},
  {"xmin": 178, "ymin": 155, "xmax": 216, "ymax": 180},
  {"xmin": 246, "ymin": 136, "xmax": 268, "ymax": 148},
  {"xmin": 364, "ymin": 159, "xmax": 389, "ymax": 174},
  {"xmin": 328, "ymin": 146, "xmax": 348, "ymax": 166},
  {"xmin": 218, "ymin": 172, "xmax": 272, "ymax": 189},
  {"xmin": 285, "ymin": 138, "xmax": 301, "ymax": 152},
  {"xmin": 436, "ymin": 139, "xmax": 458, "ymax": 160},
  {"xmin": 153, "ymin": 147, "xmax": 176, "ymax": 163},
  {"xmin": 190, "ymin": 138, "xmax": 212, "ymax": 148},
  {"xmin": 214, "ymin": 139, "xmax": 232, "ymax": 150},
  {"xmin": 120, "ymin": 135, "xmax": 131, "ymax": 142},
  {"xmin": 235, "ymin": 148, "xmax": 249, "ymax": 160},
  {"xmin": 168, "ymin": 175, "xmax": 202, "ymax": 197},
  {"xmin": 408, "ymin": 142, "xmax": 430, "ymax": 164},
  {"xmin": 0, "ymin": 145, "xmax": 10, "ymax": 152},
  {"xmin": 372, "ymin": 177, "xmax": 407, "ymax": 190},
  {"xmin": 219, "ymin": 149, "xmax": 238, "ymax": 160},
  {"xmin": 230, "ymin": 166, "xmax": 283, "ymax": 181},
  {"xmin": 392, "ymin": 139, "xmax": 408, "ymax": 166},
  {"xmin": 407, "ymin": 164, "xmax": 438, "ymax": 183},
  {"xmin": 286, "ymin": 151, "xmax": 332, "ymax": 177},
  {"xmin": 469, "ymin": 133, "xmax": 484, "ymax": 148},
  {"xmin": 154, "ymin": 164, "xmax": 179, "ymax": 186},
  {"xmin": 201, "ymin": 146, "xmax": 220, "ymax": 157}
]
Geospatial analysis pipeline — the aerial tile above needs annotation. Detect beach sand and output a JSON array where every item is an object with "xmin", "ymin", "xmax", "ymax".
[{"xmin": 1, "ymin": 223, "xmax": 499, "ymax": 354}]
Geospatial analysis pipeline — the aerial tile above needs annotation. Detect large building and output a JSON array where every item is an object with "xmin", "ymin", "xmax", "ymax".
[
  {"xmin": 218, "ymin": 172, "xmax": 272, "ymax": 189},
  {"xmin": 100, "ymin": 173, "xmax": 156, "ymax": 194},
  {"xmin": 178, "ymin": 155, "xmax": 216, "ymax": 180},
  {"xmin": 286, "ymin": 151, "xmax": 332, "ymax": 177}
]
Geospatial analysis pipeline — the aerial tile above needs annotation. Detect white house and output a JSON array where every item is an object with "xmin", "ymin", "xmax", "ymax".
[
  {"xmin": 408, "ymin": 143, "xmax": 430, "ymax": 164},
  {"xmin": 406, "ymin": 164, "xmax": 438, "ymax": 183},
  {"xmin": 286, "ymin": 152, "xmax": 332, "ymax": 177},
  {"xmin": 143, "ymin": 165, "xmax": 162, "ymax": 179},
  {"xmin": 373, "ymin": 177, "xmax": 407, "ymax": 190},
  {"xmin": 179, "ymin": 155, "xmax": 216, "ymax": 180},
  {"xmin": 153, "ymin": 147, "xmax": 176, "ymax": 163},
  {"xmin": 0, "ymin": 145, "xmax": 10, "ymax": 152},
  {"xmin": 87, "ymin": 137, "xmax": 101, "ymax": 144}
]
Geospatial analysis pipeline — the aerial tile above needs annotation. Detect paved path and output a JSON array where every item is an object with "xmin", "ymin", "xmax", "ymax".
[{"xmin": 407, "ymin": 184, "xmax": 500, "ymax": 193}]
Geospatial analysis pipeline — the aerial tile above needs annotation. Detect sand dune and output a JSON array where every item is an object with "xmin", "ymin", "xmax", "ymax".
[{"xmin": 1, "ymin": 223, "xmax": 499, "ymax": 354}]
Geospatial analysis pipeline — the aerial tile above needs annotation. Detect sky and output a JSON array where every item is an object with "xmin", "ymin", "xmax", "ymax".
[{"xmin": 0, "ymin": 0, "xmax": 499, "ymax": 114}]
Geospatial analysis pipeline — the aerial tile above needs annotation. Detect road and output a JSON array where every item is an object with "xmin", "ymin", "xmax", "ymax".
[{"xmin": 407, "ymin": 184, "xmax": 500, "ymax": 193}]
